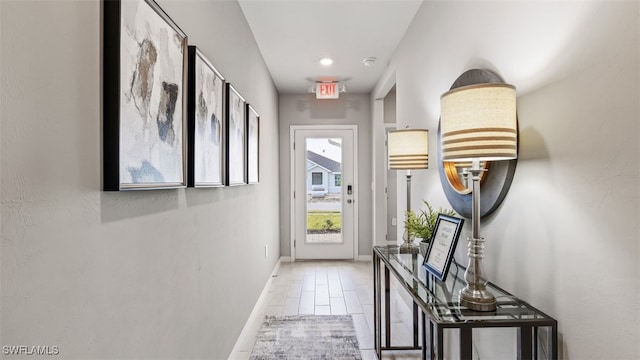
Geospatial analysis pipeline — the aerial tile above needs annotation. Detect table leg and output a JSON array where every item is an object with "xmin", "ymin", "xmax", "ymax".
[
  {"xmin": 436, "ymin": 325, "xmax": 444, "ymax": 360},
  {"xmin": 413, "ymin": 302, "xmax": 419, "ymax": 348},
  {"xmin": 373, "ymin": 252, "xmax": 381, "ymax": 359},
  {"xmin": 533, "ymin": 327, "xmax": 538, "ymax": 359},
  {"xmin": 518, "ymin": 326, "xmax": 533, "ymax": 360},
  {"xmin": 460, "ymin": 327, "xmax": 473, "ymax": 360},
  {"xmin": 384, "ymin": 266, "xmax": 391, "ymax": 347},
  {"xmin": 429, "ymin": 321, "xmax": 435, "ymax": 360},
  {"xmin": 421, "ymin": 311, "xmax": 427, "ymax": 360},
  {"xmin": 550, "ymin": 324, "xmax": 558, "ymax": 360}
]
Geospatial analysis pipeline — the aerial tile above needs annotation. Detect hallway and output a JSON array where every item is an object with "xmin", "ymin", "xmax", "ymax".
[{"xmin": 230, "ymin": 260, "xmax": 422, "ymax": 359}]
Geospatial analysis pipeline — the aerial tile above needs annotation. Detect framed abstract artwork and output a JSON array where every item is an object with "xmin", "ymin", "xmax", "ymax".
[
  {"xmin": 246, "ymin": 104, "xmax": 260, "ymax": 184},
  {"xmin": 423, "ymin": 214, "xmax": 464, "ymax": 282},
  {"xmin": 104, "ymin": 0, "xmax": 188, "ymax": 190},
  {"xmin": 187, "ymin": 46, "xmax": 226, "ymax": 187},
  {"xmin": 225, "ymin": 83, "xmax": 246, "ymax": 186}
]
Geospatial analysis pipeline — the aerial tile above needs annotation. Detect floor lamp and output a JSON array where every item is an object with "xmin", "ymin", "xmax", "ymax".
[
  {"xmin": 440, "ymin": 83, "xmax": 517, "ymax": 311},
  {"xmin": 388, "ymin": 129, "xmax": 429, "ymax": 253}
]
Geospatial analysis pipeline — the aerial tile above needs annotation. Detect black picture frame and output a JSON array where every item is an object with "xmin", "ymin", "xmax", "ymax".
[
  {"xmin": 423, "ymin": 214, "xmax": 465, "ymax": 281},
  {"xmin": 246, "ymin": 104, "xmax": 260, "ymax": 184},
  {"xmin": 104, "ymin": 0, "xmax": 188, "ymax": 190},
  {"xmin": 187, "ymin": 46, "xmax": 226, "ymax": 188},
  {"xmin": 225, "ymin": 83, "xmax": 247, "ymax": 186}
]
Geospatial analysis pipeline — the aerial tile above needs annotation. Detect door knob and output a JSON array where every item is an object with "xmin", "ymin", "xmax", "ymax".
[{"xmin": 347, "ymin": 199, "xmax": 353, "ymax": 204}]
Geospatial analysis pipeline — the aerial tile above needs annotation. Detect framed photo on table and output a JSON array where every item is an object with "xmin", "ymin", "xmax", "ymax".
[
  {"xmin": 423, "ymin": 214, "xmax": 464, "ymax": 281},
  {"xmin": 103, "ymin": 0, "xmax": 188, "ymax": 190}
]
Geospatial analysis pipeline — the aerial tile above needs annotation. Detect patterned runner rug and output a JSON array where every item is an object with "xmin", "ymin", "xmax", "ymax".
[{"xmin": 249, "ymin": 315, "xmax": 362, "ymax": 360}]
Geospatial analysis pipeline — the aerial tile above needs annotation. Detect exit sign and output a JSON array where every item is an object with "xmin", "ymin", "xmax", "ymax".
[{"xmin": 315, "ymin": 82, "xmax": 339, "ymax": 99}]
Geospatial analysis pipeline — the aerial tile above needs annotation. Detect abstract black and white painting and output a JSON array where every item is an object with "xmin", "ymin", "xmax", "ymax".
[
  {"xmin": 187, "ymin": 46, "xmax": 225, "ymax": 187},
  {"xmin": 104, "ymin": 0, "xmax": 187, "ymax": 190},
  {"xmin": 247, "ymin": 104, "xmax": 260, "ymax": 184},
  {"xmin": 225, "ymin": 84, "xmax": 246, "ymax": 186}
]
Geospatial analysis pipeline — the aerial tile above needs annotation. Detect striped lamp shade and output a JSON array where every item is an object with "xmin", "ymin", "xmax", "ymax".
[
  {"xmin": 388, "ymin": 129, "xmax": 429, "ymax": 169},
  {"xmin": 441, "ymin": 83, "xmax": 517, "ymax": 161}
]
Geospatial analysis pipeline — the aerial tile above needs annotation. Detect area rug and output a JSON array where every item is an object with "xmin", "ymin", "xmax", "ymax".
[{"xmin": 249, "ymin": 315, "xmax": 362, "ymax": 360}]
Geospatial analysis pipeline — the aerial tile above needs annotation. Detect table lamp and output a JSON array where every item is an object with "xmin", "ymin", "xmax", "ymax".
[
  {"xmin": 388, "ymin": 129, "xmax": 429, "ymax": 253},
  {"xmin": 440, "ymin": 83, "xmax": 517, "ymax": 311}
]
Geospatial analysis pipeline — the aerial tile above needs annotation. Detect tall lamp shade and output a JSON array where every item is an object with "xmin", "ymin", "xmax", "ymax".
[
  {"xmin": 388, "ymin": 129, "xmax": 429, "ymax": 170},
  {"xmin": 441, "ymin": 83, "xmax": 517, "ymax": 162},
  {"xmin": 388, "ymin": 128, "xmax": 428, "ymax": 253},
  {"xmin": 440, "ymin": 81, "xmax": 517, "ymax": 312}
]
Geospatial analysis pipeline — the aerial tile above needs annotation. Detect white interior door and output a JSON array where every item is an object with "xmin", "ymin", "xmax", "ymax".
[{"xmin": 292, "ymin": 126, "xmax": 357, "ymax": 260}]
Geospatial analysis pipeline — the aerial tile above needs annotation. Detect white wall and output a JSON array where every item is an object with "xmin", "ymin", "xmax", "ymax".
[
  {"xmin": 0, "ymin": 1, "xmax": 279, "ymax": 359},
  {"xmin": 279, "ymin": 94, "xmax": 372, "ymax": 258},
  {"xmin": 374, "ymin": 1, "xmax": 639, "ymax": 359}
]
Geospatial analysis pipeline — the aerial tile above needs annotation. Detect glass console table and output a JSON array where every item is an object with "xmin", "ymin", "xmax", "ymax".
[{"xmin": 373, "ymin": 245, "xmax": 557, "ymax": 359}]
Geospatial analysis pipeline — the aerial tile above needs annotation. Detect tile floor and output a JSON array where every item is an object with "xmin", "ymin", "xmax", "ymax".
[{"xmin": 230, "ymin": 260, "xmax": 423, "ymax": 360}]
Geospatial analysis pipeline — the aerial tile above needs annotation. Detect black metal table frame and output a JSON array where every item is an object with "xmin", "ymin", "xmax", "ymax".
[{"xmin": 373, "ymin": 246, "xmax": 558, "ymax": 360}]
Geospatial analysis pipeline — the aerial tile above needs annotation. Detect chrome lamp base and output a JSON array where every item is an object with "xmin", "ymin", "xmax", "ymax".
[
  {"xmin": 460, "ymin": 290, "xmax": 497, "ymax": 312},
  {"xmin": 459, "ymin": 161, "xmax": 497, "ymax": 312},
  {"xmin": 460, "ymin": 236, "xmax": 497, "ymax": 311},
  {"xmin": 400, "ymin": 172, "xmax": 419, "ymax": 254}
]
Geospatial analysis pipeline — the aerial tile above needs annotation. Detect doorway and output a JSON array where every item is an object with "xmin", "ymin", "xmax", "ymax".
[
  {"xmin": 290, "ymin": 125, "xmax": 358, "ymax": 260},
  {"xmin": 385, "ymin": 125, "xmax": 398, "ymax": 244}
]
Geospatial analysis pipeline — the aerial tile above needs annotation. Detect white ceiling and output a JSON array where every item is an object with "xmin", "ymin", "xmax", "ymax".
[{"xmin": 238, "ymin": 0, "xmax": 423, "ymax": 94}]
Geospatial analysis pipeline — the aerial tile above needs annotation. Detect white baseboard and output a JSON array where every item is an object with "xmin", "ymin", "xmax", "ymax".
[
  {"xmin": 357, "ymin": 255, "xmax": 373, "ymax": 261},
  {"xmin": 230, "ymin": 258, "xmax": 282, "ymax": 356},
  {"xmin": 280, "ymin": 256, "xmax": 368, "ymax": 262}
]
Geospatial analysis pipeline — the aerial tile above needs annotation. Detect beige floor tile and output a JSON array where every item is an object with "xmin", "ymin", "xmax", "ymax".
[
  {"xmin": 315, "ymin": 305, "xmax": 331, "ymax": 315},
  {"xmin": 315, "ymin": 284, "xmax": 330, "ymax": 305},
  {"xmin": 282, "ymin": 297, "xmax": 300, "ymax": 316},
  {"xmin": 298, "ymin": 290, "xmax": 315, "ymax": 314},
  {"xmin": 328, "ymin": 278, "xmax": 344, "ymax": 297},
  {"xmin": 344, "ymin": 290, "xmax": 364, "ymax": 314},
  {"xmin": 235, "ymin": 260, "xmax": 420, "ymax": 359},
  {"xmin": 330, "ymin": 297, "xmax": 348, "ymax": 315}
]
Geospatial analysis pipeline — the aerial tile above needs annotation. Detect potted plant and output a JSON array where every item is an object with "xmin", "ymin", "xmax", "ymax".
[{"xmin": 405, "ymin": 201, "xmax": 456, "ymax": 255}]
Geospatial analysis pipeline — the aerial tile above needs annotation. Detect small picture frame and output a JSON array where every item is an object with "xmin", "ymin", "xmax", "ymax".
[
  {"xmin": 246, "ymin": 104, "xmax": 260, "ymax": 184},
  {"xmin": 423, "ymin": 214, "xmax": 464, "ymax": 281},
  {"xmin": 225, "ymin": 83, "xmax": 247, "ymax": 186}
]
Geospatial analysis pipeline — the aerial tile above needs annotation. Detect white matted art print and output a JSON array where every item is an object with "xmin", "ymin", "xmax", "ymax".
[
  {"xmin": 247, "ymin": 104, "xmax": 260, "ymax": 184},
  {"xmin": 225, "ymin": 84, "xmax": 246, "ymax": 185},
  {"xmin": 104, "ymin": 0, "xmax": 187, "ymax": 190},
  {"xmin": 188, "ymin": 46, "xmax": 225, "ymax": 187}
]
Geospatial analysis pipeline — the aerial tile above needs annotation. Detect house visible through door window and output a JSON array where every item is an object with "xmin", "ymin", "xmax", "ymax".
[
  {"xmin": 312, "ymin": 172, "xmax": 323, "ymax": 185},
  {"xmin": 334, "ymin": 174, "xmax": 342, "ymax": 186}
]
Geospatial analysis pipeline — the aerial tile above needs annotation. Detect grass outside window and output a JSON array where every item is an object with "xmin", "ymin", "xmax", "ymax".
[{"xmin": 307, "ymin": 211, "xmax": 342, "ymax": 233}]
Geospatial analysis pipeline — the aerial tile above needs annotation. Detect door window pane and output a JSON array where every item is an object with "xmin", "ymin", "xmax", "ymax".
[{"xmin": 306, "ymin": 138, "xmax": 342, "ymax": 244}]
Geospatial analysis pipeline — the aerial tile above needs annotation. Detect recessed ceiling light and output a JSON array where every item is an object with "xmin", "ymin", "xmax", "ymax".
[{"xmin": 320, "ymin": 58, "xmax": 333, "ymax": 66}]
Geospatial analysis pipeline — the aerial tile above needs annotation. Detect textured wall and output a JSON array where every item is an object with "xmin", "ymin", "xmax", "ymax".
[
  {"xmin": 0, "ymin": 0, "xmax": 279, "ymax": 358},
  {"xmin": 374, "ymin": 1, "xmax": 639, "ymax": 358},
  {"xmin": 278, "ymin": 94, "xmax": 372, "ymax": 258}
]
